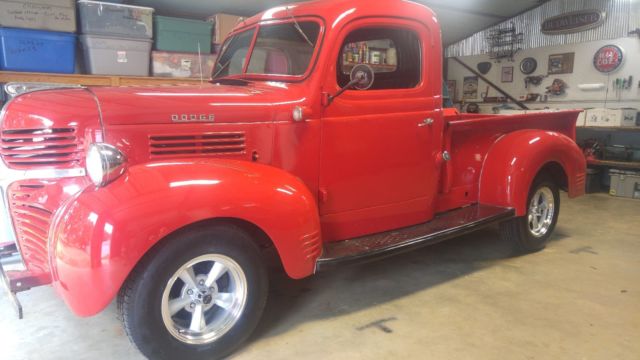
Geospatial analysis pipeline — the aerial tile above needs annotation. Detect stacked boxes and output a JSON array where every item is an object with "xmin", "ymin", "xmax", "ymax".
[
  {"xmin": 209, "ymin": 13, "xmax": 244, "ymax": 44},
  {"xmin": 0, "ymin": 0, "xmax": 77, "ymax": 73},
  {"xmin": 77, "ymin": 0, "xmax": 154, "ymax": 76},
  {"xmin": 152, "ymin": 16, "xmax": 217, "ymax": 78},
  {"xmin": 585, "ymin": 108, "xmax": 638, "ymax": 127}
]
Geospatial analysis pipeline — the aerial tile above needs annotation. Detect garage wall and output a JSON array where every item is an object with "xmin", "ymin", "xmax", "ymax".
[
  {"xmin": 446, "ymin": 36, "xmax": 640, "ymax": 112},
  {"xmin": 445, "ymin": 0, "xmax": 640, "ymax": 57}
]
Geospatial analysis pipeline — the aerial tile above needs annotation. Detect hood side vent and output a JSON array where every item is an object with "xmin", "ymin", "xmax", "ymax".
[
  {"xmin": 1, "ymin": 128, "xmax": 82, "ymax": 169},
  {"xmin": 149, "ymin": 132, "xmax": 246, "ymax": 158}
]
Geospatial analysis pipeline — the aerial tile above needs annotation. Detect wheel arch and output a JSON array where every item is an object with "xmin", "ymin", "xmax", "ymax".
[
  {"xmin": 479, "ymin": 129, "xmax": 586, "ymax": 216},
  {"xmin": 537, "ymin": 161, "xmax": 568, "ymax": 192},
  {"xmin": 49, "ymin": 159, "xmax": 321, "ymax": 317}
]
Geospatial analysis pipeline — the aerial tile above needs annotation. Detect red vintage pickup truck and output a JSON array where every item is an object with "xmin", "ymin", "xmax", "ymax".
[{"xmin": 0, "ymin": 0, "xmax": 585, "ymax": 359}]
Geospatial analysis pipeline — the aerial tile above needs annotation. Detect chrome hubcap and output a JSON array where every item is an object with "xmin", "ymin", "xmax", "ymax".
[
  {"xmin": 528, "ymin": 186, "xmax": 555, "ymax": 237},
  {"xmin": 161, "ymin": 254, "xmax": 248, "ymax": 345}
]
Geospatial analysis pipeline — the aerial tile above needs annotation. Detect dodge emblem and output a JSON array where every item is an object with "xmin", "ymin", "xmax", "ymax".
[{"xmin": 171, "ymin": 114, "xmax": 216, "ymax": 122}]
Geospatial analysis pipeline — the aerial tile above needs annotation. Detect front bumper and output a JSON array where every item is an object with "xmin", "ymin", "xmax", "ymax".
[
  {"xmin": 0, "ymin": 247, "xmax": 23, "ymax": 319},
  {"xmin": 0, "ymin": 160, "xmax": 80, "ymax": 318},
  {"xmin": 0, "ymin": 242, "xmax": 51, "ymax": 319}
]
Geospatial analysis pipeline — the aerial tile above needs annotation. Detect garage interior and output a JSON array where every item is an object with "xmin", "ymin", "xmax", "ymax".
[{"xmin": 0, "ymin": 0, "xmax": 639, "ymax": 359}]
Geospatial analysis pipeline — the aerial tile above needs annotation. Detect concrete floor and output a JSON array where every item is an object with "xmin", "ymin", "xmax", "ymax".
[{"xmin": 1, "ymin": 193, "xmax": 639, "ymax": 360}]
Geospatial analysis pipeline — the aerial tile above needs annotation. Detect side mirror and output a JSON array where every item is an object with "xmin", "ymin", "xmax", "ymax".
[
  {"xmin": 345, "ymin": 64, "xmax": 375, "ymax": 90},
  {"xmin": 325, "ymin": 64, "xmax": 375, "ymax": 106},
  {"xmin": 349, "ymin": 64, "xmax": 375, "ymax": 90}
]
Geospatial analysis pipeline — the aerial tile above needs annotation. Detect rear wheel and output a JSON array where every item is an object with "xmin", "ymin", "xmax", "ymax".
[
  {"xmin": 118, "ymin": 225, "xmax": 268, "ymax": 360},
  {"xmin": 500, "ymin": 176, "xmax": 560, "ymax": 253}
]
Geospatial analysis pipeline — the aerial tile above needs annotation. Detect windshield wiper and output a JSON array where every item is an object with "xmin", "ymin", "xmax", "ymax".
[
  {"xmin": 287, "ymin": 6, "xmax": 314, "ymax": 47},
  {"xmin": 210, "ymin": 78, "xmax": 250, "ymax": 86},
  {"xmin": 212, "ymin": 60, "xmax": 231, "ymax": 79},
  {"xmin": 211, "ymin": 35, "xmax": 240, "ymax": 79}
]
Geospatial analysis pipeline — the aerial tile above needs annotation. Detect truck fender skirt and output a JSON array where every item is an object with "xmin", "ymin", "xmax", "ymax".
[
  {"xmin": 478, "ymin": 129, "xmax": 586, "ymax": 216},
  {"xmin": 49, "ymin": 159, "xmax": 321, "ymax": 317}
]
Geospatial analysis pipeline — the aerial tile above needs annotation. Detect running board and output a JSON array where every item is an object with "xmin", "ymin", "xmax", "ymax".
[{"xmin": 316, "ymin": 204, "xmax": 515, "ymax": 271}]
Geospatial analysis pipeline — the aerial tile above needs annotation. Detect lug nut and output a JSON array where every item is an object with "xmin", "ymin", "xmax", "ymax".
[
  {"xmin": 187, "ymin": 289, "xmax": 194, "ymax": 295},
  {"xmin": 190, "ymin": 302, "xmax": 196, "ymax": 308},
  {"xmin": 199, "ymin": 280, "xmax": 205, "ymax": 285}
]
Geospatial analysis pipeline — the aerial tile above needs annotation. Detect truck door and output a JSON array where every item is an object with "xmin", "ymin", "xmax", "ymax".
[{"xmin": 319, "ymin": 19, "xmax": 444, "ymax": 241}]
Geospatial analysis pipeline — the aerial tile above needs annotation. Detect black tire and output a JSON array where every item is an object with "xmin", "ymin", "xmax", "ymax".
[
  {"xmin": 499, "ymin": 175, "xmax": 560, "ymax": 253},
  {"xmin": 118, "ymin": 224, "xmax": 268, "ymax": 360}
]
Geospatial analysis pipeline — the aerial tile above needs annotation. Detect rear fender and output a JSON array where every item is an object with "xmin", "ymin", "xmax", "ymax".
[
  {"xmin": 479, "ymin": 129, "xmax": 586, "ymax": 216},
  {"xmin": 49, "ymin": 159, "xmax": 321, "ymax": 316}
]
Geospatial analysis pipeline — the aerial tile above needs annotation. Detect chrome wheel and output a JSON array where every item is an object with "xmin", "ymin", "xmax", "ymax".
[
  {"xmin": 161, "ymin": 254, "xmax": 248, "ymax": 345},
  {"xmin": 527, "ymin": 186, "xmax": 555, "ymax": 237}
]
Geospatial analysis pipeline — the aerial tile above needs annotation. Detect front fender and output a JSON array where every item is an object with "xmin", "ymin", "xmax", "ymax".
[
  {"xmin": 49, "ymin": 159, "xmax": 321, "ymax": 316},
  {"xmin": 479, "ymin": 129, "xmax": 586, "ymax": 216}
]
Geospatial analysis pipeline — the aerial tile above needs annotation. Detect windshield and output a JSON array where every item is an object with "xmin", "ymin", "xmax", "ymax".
[{"xmin": 212, "ymin": 21, "xmax": 321, "ymax": 79}]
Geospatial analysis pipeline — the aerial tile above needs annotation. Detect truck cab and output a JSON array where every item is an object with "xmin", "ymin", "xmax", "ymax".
[{"xmin": 0, "ymin": 1, "xmax": 586, "ymax": 359}]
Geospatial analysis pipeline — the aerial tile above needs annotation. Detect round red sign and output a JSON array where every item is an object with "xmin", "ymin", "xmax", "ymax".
[{"xmin": 593, "ymin": 45, "xmax": 623, "ymax": 73}]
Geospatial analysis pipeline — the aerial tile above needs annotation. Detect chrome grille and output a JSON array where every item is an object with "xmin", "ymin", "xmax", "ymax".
[
  {"xmin": 9, "ymin": 184, "xmax": 52, "ymax": 273},
  {"xmin": 149, "ymin": 132, "xmax": 246, "ymax": 158},
  {"xmin": 1, "ymin": 128, "xmax": 82, "ymax": 168}
]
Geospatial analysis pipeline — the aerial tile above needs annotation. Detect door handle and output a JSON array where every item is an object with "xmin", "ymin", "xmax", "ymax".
[{"xmin": 418, "ymin": 118, "xmax": 434, "ymax": 127}]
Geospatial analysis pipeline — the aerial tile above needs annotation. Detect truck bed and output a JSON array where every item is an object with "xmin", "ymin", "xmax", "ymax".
[
  {"xmin": 436, "ymin": 110, "xmax": 582, "ymax": 212},
  {"xmin": 444, "ymin": 110, "xmax": 581, "ymax": 140}
]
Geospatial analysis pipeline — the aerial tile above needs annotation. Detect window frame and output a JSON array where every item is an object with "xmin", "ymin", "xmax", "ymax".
[
  {"xmin": 328, "ymin": 18, "xmax": 429, "ymax": 99},
  {"xmin": 212, "ymin": 16, "xmax": 326, "ymax": 83}
]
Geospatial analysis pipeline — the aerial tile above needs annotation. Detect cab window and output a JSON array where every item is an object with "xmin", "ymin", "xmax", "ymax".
[{"xmin": 338, "ymin": 27, "xmax": 421, "ymax": 90}]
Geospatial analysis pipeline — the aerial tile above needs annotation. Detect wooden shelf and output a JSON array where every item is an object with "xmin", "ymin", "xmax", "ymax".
[
  {"xmin": 588, "ymin": 159, "xmax": 640, "ymax": 170},
  {"xmin": 578, "ymin": 126, "xmax": 640, "ymax": 132},
  {"xmin": 0, "ymin": 71, "xmax": 204, "ymax": 87}
]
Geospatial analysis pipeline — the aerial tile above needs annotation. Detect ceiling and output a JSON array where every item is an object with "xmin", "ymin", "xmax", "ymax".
[{"xmin": 129, "ymin": 0, "xmax": 548, "ymax": 45}]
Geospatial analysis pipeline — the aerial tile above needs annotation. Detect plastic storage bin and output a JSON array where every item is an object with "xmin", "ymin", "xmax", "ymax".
[
  {"xmin": 0, "ymin": 0, "xmax": 76, "ymax": 33},
  {"xmin": 78, "ymin": 0, "xmax": 154, "ymax": 39},
  {"xmin": 154, "ymin": 16, "xmax": 213, "ymax": 53},
  {"xmin": 609, "ymin": 169, "xmax": 640, "ymax": 199},
  {"xmin": 0, "ymin": 28, "xmax": 76, "ymax": 73},
  {"xmin": 152, "ymin": 51, "xmax": 217, "ymax": 78},
  {"xmin": 79, "ymin": 34, "xmax": 151, "ymax": 76}
]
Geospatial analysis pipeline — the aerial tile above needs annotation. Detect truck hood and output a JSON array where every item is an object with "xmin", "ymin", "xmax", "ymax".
[{"xmin": 89, "ymin": 81, "xmax": 306, "ymax": 126}]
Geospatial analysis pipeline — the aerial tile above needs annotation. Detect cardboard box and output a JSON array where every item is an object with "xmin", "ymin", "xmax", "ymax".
[
  {"xmin": 606, "ymin": 108, "xmax": 637, "ymax": 127},
  {"xmin": 0, "ymin": 0, "xmax": 76, "ymax": 33},
  {"xmin": 576, "ymin": 109, "xmax": 587, "ymax": 127},
  {"xmin": 585, "ymin": 108, "xmax": 638, "ymax": 127},
  {"xmin": 152, "ymin": 51, "xmax": 217, "ymax": 78},
  {"xmin": 209, "ymin": 13, "xmax": 245, "ymax": 43},
  {"xmin": 585, "ymin": 108, "xmax": 607, "ymax": 127}
]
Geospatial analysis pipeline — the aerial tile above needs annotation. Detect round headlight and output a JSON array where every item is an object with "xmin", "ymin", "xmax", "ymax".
[{"xmin": 86, "ymin": 143, "xmax": 127, "ymax": 187}]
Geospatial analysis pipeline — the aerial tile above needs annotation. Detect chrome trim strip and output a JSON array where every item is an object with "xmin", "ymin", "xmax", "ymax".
[{"xmin": 4, "ymin": 83, "xmax": 84, "ymax": 98}]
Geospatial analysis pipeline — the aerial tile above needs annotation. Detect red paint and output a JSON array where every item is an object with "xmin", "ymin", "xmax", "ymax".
[
  {"xmin": 0, "ymin": 0, "xmax": 585, "ymax": 317},
  {"xmin": 48, "ymin": 160, "xmax": 320, "ymax": 316}
]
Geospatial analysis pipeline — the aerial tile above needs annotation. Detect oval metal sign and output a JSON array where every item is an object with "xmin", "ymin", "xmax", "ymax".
[
  {"xmin": 541, "ymin": 10, "xmax": 606, "ymax": 35},
  {"xmin": 593, "ymin": 45, "xmax": 624, "ymax": 73}
]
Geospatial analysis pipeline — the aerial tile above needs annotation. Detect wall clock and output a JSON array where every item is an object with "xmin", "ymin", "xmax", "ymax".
[{"xmin": 519, "ymin": 57, "xmax": 537, "ymax": 74}]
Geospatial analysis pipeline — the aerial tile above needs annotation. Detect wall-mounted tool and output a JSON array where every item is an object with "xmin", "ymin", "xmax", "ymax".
[
  {"xmin": 577, "ymin": 83, "xmax": 605, "ymax": 91},
  {"xmin": 524, "ymin": 75, "xmax": 546, "ymax": 89},
  {"xmin": 545, "ymin": 78, "xmax": 567, "ymax": 96}
]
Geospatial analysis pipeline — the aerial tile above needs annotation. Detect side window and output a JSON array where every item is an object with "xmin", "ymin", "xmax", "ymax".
[{"xmin": 338, "ymin": 27, "xmax": 421, "ymax": 90}]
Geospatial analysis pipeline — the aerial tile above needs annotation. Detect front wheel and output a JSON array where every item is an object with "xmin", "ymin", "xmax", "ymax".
[
  {"xmin": 500, "ymin": 176, "xmax": 560, "ymax": 253},
  {"xmin": 118, "ymin": 224, "xmax": 268, "ymax": 360}
]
